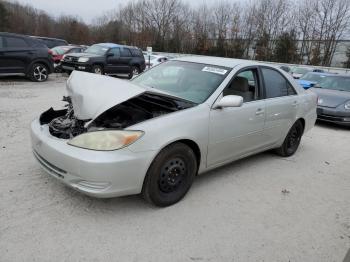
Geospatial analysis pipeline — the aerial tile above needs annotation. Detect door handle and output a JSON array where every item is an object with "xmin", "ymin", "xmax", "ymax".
[{"xmin": 256, "ymin": 108, "xmax": 264, "ymax": 115}]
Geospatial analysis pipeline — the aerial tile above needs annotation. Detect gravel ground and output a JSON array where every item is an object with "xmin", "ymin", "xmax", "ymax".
[{"xmin": 0, "ymin": 74, "xmax": 349, "ymax": 262}]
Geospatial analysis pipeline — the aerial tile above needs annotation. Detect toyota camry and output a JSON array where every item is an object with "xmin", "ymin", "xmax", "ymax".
[{"xmin": 31, "ymin": 56, "xmax": 317, "ymax": 206}]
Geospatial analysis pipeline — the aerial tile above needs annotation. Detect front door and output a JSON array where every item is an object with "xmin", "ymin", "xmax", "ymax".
[{"xmin": 207, "ymin": 68, "xmax": 266, "ymax": 167}]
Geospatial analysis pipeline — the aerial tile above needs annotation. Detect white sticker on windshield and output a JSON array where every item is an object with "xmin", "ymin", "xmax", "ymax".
[
  {"xmin": 101, "ymin": 48, "xmax": 108, "ymax": 51},
  {"xmin": 202, "ymin": 66, "xmax": 227, "ymax": 75}
]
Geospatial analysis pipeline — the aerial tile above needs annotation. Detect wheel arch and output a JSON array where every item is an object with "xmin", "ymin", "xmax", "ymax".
[{"xmin": 26, "ymin": 59, "xmax": 52, "ymax": 74}]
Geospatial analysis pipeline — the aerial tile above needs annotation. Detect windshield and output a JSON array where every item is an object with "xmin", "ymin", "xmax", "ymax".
[
  {"xmin": 300, "ymin": 73, "xmax": 328, "ymax": 82},
  {"xmin": 318, "ymin": 76, "xmax": 350, "ymax": 92},
  {"xmin": 292, "ymin": 67, "xmax": 310, "ymax": 74},
  {"xmin": 132, "ymin": 61, "xmax": 230, "ymax": 103},
  {"xmin": 84, "ymin": 44, "xmax": 109, "ymax": 55}
]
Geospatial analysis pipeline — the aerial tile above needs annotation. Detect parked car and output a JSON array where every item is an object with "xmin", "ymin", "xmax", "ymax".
[
  {"xmin": 297, "ymin": 72, "xmax": 335, "ymax": 89},
  {"xmin": 61, "ymin": 43, "xmax": 146, "ymax": 78},
  {"xmin": 0, "ymin": 32, "xmax": 54, "ymax": 82},
  {"xmin": 291, "ymin": 66, "xmax": 311, "ymax": 79},
  {"xmin": 311, "ymin": 75, "xmax": 350, "ymax": 126},
  {"xmin": 30, "ymin": 36, "xmax": 68, "ymax": 48},
  {"xmin": 51, "ymin": 45, "xmax": 87, "ymax": 64},
  {"xmin": 144, "ymin": 54, "xmax": 168, "ymax": 68},
  {"xmin": 31, "ymin": 57, "xmax": 317, "ymax": 206}
]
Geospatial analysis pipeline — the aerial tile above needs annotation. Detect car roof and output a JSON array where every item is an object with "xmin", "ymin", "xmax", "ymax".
[
  {"xmin": 95, "ymin": 43, "xmax": 139, "ymax": 49},
  {"xmin": 30, "ymin": 36, "xmax": 67, "ymax": 41},
  {"xmin": 52, "ymin": 45, "xmax": 81, "ymax": 49},
  {"xmin": 173, "ymin": 56, "xmax": 273, "ymax": 69}
]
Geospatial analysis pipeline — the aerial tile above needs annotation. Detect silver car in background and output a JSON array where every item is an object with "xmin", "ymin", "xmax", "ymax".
[{"xmin": 31, "ymin": 56, "xmax": 317, "ymax": 206}]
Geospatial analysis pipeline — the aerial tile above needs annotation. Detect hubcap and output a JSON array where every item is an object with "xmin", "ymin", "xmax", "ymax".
[
  {"xmin": 33, "ymin": 66, "xmax": 47, "ymax": 81},
  {"xmin": 287, "ymin": 126, "xmax": 301, "ymax": 150},
  {"xmin": 159, "ymin": 158, "xmax": 186, "ymax": 193},
  {"xmin": 94, "ymin": 67, "xmax": 102, "ymax": 74},
  {"xmin": 133, "ymin": 68, "xmax": 139, "ymax": 75}
]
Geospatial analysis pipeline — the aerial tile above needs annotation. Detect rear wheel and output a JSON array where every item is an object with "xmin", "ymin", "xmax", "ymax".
[
  {"xmin": 142, "ymin": 143, "xmax": 197, "ymax": 207},
  {"xmin": 29, "ymin": 63, "xmax": 49, "ymax": 82},
  {"xmin": 92, "ymin": 65, "xmax": 104, "ymax": 75},
  {"xmin": 275, "ymin": 120, "xmax": 304, "ymax": 157}
]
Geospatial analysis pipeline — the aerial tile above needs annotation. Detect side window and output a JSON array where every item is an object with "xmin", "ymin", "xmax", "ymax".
[
  {"xmin": 4, "ymin": 37, "xmax": 29, "ymax": 48},
  {"xmin": 262, "ymin": 68, "xmax": 296, "ymax": 98},
  {"xmin": 222, "ymin": 68, "xmax": 260, "ymax": 103},
  {"xmin": 109, "ymin": 47, "xmax": 120, "ymax": 57},
  {"xmin": 131, "ymin": 48, "xmax": 142, "ymax": 57},
  {"xmin": 120, "ymin": 48, "xmax": 132, "ymax": 57}
]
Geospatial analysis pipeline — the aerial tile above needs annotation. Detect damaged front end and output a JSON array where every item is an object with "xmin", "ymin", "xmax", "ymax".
[
  {"xmin": 40, "ymin": 92, "xmax": 195, "ymax": 139},
  {"xmin": 40, "ymin": 96, "xmax": 88, "ymax": 139}
]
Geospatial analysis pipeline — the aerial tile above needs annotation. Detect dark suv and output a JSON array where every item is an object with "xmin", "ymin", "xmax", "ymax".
[
  {"xmin": 61, "ymin": 43, "xmax": 146, "ymax": 78},
  {"xmin": 0, "ymin": 32, "xmax": 54, "ymax": 82}
]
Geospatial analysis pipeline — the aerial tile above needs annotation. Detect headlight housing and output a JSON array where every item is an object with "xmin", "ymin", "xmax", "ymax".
[
  {"xmin": 78, "ymin": 57, "xmax": 89, "ymax": 63},
  {"xmin": 68, "ymin": 130, "xmax": 144, "ymax": 151},
  {"xmin": 345, "ymin": 101, "xmax": 350, "ymax": 110}
]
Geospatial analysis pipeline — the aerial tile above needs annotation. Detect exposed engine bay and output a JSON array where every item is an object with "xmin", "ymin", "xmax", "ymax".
[{"xmin": 39, "ymin": 92, "xmax": 195, "ymax": 139}]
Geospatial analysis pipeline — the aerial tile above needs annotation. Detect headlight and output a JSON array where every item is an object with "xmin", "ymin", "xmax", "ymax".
[
  {"xmin": 78, "ymin": 57, "xmax": 89, "ymax": 63},
  {"xmin": 68, "ymin": 130, "xmax": 144, "ymax": 151},
  {"xmin": 345, "ymin": 101, "xmax": 350, "ymax": 110}
]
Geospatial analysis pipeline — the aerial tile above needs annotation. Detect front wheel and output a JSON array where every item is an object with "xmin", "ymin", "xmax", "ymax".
[
  {"xmin": 142, "ymin": 143, "xmax": 197, "ymax": 207},
  {"xmin": 275, "ymin": 120, "xmax": 304, "ymax": 157},
  {"xmin": 92, "ymin": 65, "xmax": 104, "ymax": 75},
  {"xmin": 29, "ymin": 63, "xmax": 49, "ymax": 82}
]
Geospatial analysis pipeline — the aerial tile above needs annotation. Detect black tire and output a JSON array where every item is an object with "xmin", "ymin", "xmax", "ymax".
[
  {"xmin": 28, "ymin": 63, "xmax": 49, "ymax": 82},
  {"xmin": 275, "ymin": 120, "xmax": 304, "ymax": 157},
  {"xmin": 128, "ymin": 69, "xmax": 134, "ymax": 79},
  {"xmin": 91, "ymin": 65, "xmax": 104, "ymax": 75},
  {"xmin": 142, "ymin": 143, "xmax": 197, "ymax": 207}
]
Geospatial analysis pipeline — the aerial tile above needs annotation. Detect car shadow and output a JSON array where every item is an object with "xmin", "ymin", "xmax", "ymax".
[
  {"xmin": 316, "ymin": 120, "xmax": 350, "ymax": 131},
  {"xmin": 56, "ymin": 150, "xmax": 278, "ymax": 213}
]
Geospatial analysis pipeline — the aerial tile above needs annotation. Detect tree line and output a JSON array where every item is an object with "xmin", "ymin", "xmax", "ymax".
[{"xmin": 1, "ymin": 0, "xmax": 350, "ymax": 67}]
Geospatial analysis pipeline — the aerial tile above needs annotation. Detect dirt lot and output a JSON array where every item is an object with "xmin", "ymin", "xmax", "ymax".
[{"xmin": 0, "ymin": 74, "xmax": 349, "ymax": 262}]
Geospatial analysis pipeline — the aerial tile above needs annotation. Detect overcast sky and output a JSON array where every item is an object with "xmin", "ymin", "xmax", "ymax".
[{"xmin": 9, "ymin": 0, "xmax": 217, "ymax": 24}]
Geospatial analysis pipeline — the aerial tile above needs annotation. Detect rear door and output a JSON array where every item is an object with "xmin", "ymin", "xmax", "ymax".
[
  {"xmin": 260, "ymin": 67, "xmax": 299, "ymax": 145},
  {"xmin": 0, "ymin": 36, "xmax": 34, "ymax": 74},
  {"xmin": 105, "ymin": 47, "xmax": 123, "ymax": 74},
  {"xmin": 119, "ymin": 47, "xmax": 133, "ymax": 73}
]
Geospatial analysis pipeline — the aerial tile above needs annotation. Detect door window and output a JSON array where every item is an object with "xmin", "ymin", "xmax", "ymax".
[
  {"xmin": 120, "ymin": 48, "xmax": 131, "ymax": 57},
  {"xmin": 109, "ymin": 47, "xmax": 120, "ymax": 57},
  {"xmin": 262, "ymin": 68, "xmax": 296, "ymax": 98},
  {"xmin": 222, "ymin": 69, "xmax": 260, "ymax": 103},
  {"xmin": 4, "ymin": 37, "xmax": 29, "ymax": 48}
]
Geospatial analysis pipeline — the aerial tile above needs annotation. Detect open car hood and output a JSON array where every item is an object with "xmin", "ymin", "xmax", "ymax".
[{"xmin": 66, "ymin": 71, "xmax": 146, "ymax": 120}]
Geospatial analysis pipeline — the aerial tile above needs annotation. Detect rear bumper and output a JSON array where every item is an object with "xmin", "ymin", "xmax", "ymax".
[
  {"xmin": 317, "ymin": 107, "xmax": 350, "ymax": 126},
  {"xmin": 30, "ymin": 119, "xmax": 156, "ymax": 198}
]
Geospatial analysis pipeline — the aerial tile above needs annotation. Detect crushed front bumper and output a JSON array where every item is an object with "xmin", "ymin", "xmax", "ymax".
[{"xmin": 31, "ymin": 119, "xmax": 155, "ymax": 198}]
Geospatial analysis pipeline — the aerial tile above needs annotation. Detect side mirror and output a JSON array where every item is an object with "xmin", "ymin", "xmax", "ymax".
[
  {"xmin": 106, "ymin": 53, "xmax": 114, "ymax": 57},
  {"xmin": 213, "ymin": 95, "xmax": 243, "ymax": 109}
]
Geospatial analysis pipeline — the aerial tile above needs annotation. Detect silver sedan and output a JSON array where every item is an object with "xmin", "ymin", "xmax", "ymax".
[{"xmin": 31, "ymin": 56, "xmax": 317, "ymax": 206}]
